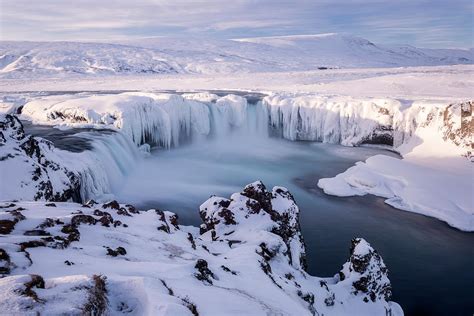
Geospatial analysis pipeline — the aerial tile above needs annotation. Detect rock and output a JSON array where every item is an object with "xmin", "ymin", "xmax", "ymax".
[
  {"xmin": 106, "ymin": 246, "xmax": 127, "ymax": 257},
  {"xmin": 0, "ymin": 248, "xmax": 11, "ymax": 274},
  {"xmin": 337, "ymin": 238, "xmax": 392, "ymax": 302},
  {"xmin": 194, "ymin": 259, "xmax": 215, "ymax": 284},
  {"xmin": 199, "ymin": 181, "xmax": 307, "ymax": 270},
  {"xmin": 0, "ymin": 114, "xmax": 81, "ymax": 202},
  {"xmin": 156, "ymin": 210, "xmax": 179, "ymax": 233},
  {"xmin": 71, "ymin": 214, "xmax": 97, "ymax": 227},
  {"xmin": 20, "ymin": 275, "xmax": 45, "ymax": 302},
  {"xmin": 102, "ymin": 200, "xmax": 120, "ymax": 210}
]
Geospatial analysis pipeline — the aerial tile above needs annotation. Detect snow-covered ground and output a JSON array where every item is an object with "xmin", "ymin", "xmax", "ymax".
[
  {"xmin": 0, "ymin": 183, "xmax": 402, "ymax": 315},
  {"xmin": 318, "ymin": 100, "xmax": 473, "ymax": 231},
  {"xmin": 1, "ymin": 65, "xmax": 473, "ymax": 101},
  {"xmin": 1, "ymin": 34, "xmax": 472, "ymax": 78}
]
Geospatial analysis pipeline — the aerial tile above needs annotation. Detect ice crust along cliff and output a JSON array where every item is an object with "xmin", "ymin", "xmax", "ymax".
[{"xmin": 0, "ymin": 182, "xmax": 403, "ymax": 315}]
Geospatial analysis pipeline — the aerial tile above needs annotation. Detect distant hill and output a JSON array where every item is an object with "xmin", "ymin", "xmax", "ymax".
[{"xmin": 0, "ymin": 34, "xmax": 472, "ymax": 78}]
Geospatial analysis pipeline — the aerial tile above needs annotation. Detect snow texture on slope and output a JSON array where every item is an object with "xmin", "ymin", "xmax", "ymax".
[
  {"xmin": 0, "ymin": 182, "xmax": 402, "ymax": 315},
  {"xmin": 1, "ymin": 34, "xmax": 472, "ymax": 78}
]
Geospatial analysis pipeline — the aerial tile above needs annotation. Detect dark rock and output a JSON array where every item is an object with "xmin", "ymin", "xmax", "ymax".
[
  {"xmin": 187, "ymin": 233, "xmax": 196, "ymax": 250},
  {"xmin": 0, "ymin": 248, "xmax": 11, "ymax": 274},
  {"xmin": 82, "ymin": 275, "xmax": 108, "ymax": 315},
  {"xmin": 221, "ymin": 265, "xmax": 237, "ymax": 275},
  {"xmin": 106, "ymin": 246, "xmax": 127, "ymax": 257},
  {"xmin": 19, "ymin": 274, "xmax": 45, "ymax": 302},
  {"xmin": 0, "ymin": 220, "xmax": 17, "ymax": 234},
  {"xmin": 194, "ymin": 259, "xmax": 215, "ymax": 284},
  {"xmin": 19, "ymin": 240, "xmax": 46, "ymax": 251},
  {"xmin": 102, "ymin": 200, "xmax": 120, "ymax": 210},
  {"xmin": 24, "ymin": 230, "xmax": 50, "ymax": 236},
  {"xmin": 71, "ymin": 214, "xmax": 97, "ymax": 227}
]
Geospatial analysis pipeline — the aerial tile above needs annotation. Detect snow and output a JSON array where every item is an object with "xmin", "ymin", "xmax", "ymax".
[
  {"xmin": 263, "ymin": 94, "xmax": 397, "ymax": 145},
  {"xmin": 19, "ymin": 93, "xmax": 253, "ymax": 148},
  {"xmin": 2, "ymin": 65, "xmax": 472, "ymax": 101},
  {"xmin": 6, "ymin": 90, "xmax": 473, "ymax": 232},
  {"xmin": 318, "ymin": 101, "xmax": 473, "ymax": 231},
  {"xmin": 0, "ymin": 183, "xmax": 403, "ymax": 315},
  {"xmin": 1, "ymin": 34, "xmax": 472, "ymax": 78}
]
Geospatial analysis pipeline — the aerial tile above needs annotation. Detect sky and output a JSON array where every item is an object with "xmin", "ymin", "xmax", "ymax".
[{"xmin": 0, "ymin": 0, "xmax": 472, "ymax": 48}]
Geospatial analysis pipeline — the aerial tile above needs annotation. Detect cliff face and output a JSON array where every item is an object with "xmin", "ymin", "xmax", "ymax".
[
  {"xmin": 264, "ymin": 95, "xmax": 473, "ymax": 159},
  {"xmin": 0, "ymin": 114, "xmax": 80, "ymax": 202},
  {"xmin": 0, "ymin": 183, "xmax": 402, "ymax": 315}
]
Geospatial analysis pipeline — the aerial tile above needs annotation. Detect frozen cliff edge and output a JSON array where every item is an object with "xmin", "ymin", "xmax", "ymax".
[
  {"xmin": 0, "ymin": 114, "xmax": 140, "ymax": 202},
  {"xmin": 0, "ymin": 114, "xmax": 81, "ymax": 202},
  {"xmin": 318, "ymin": 101, "xmax": 473, "ymax": 231},
  {"xmin": 19, "ymin": 92, "xmax": 254, "ymax": 149},
  {"xmin": 0, "ymin": 182, "xmax": 403, "ymax": 315}
]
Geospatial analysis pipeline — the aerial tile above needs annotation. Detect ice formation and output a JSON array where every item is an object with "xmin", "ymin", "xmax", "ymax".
[
  {"xmin": 6, "ymin": 92, "xmax": 474, "ymax": 231},
  {"xmin": 0, "ymin": 182, "xmax": 402, "ymax": 315},
  {"xmin": 318, "ymin": 101, "xmax": 473, "ymax": 231},
  {"xmin": 0, "ymin": 114, "xmax": 140, "ymax": 203}
]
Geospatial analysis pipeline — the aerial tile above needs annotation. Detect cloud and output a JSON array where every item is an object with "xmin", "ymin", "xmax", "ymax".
[{"xmin": 0, "ymin": 0, "xmax": 472, "ymax": 48}]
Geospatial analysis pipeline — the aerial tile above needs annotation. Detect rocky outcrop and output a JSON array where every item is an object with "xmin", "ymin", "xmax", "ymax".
[
  {"xmin": 199, "ymin": 181, "xmax": 307, "ymax": 270},
  {"xmin": 0, "ymin": 184, "xmax": 402, "ymax": 315},
  {"xmin": 0, "ymin": 114, "xmax": 81, "ymax": 202},
  {"xmin": 442, "ymin": 101, "xmax": 472, "ymax": 159},
  {"xmin": 337, "ymin": 238, "xmax": 392, "ymax": 303}
]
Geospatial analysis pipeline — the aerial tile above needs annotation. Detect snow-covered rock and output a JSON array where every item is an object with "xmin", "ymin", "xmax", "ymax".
[
  {"xmin": 0, "ymin": 114, "xmax": 142, "ymax": 203},
  {"xmin": 0, "ymin": 182, "xmax": 402, "ymax": 315},
  {"xmin": 0, "ymin": 114, "xmax": 80, "ymax": 202}
]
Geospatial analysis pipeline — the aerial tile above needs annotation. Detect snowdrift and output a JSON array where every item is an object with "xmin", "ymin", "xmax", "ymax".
[{"xmin": 318, "ymin": 101, "xmax": 473, "ymax": 231}]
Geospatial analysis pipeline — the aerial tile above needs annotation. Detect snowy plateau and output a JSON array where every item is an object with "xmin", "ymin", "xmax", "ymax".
[{"xmin": 0, "ymin": 34, "xmax": 473, "ymax": 315}]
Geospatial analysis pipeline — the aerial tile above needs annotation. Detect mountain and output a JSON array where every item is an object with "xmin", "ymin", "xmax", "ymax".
[{"xmin": 0, "ymin": 34, "xmax": 472, "ymax": 78}]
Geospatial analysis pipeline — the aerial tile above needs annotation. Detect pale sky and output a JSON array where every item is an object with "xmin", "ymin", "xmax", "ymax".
[{"xmin": 1, "ymin": 0, "xmax": 472, "ymax": 48}]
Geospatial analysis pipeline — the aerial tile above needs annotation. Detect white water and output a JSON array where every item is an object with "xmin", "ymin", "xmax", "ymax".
[
  {"xmin": 77, "ymin": 98, "xmax": 271, "ymax": 201},
  {"xmin": 69, "ymin": 131, "xmax": 141, "ymax": 201}
]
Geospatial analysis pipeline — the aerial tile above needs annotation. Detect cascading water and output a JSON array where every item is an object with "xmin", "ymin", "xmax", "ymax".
[
  {"xmin": 66, "ymin": 95, "xmax": 270, "ymax": 202},
  {"xmin": 63, "ymin": 131, "xmax": 142, "ymax": 202}
]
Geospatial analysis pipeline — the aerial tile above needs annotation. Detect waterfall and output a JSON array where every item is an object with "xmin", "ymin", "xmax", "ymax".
[{"xmin": 67, "ymin": 131, "xmax": 141, "ymax": 202}]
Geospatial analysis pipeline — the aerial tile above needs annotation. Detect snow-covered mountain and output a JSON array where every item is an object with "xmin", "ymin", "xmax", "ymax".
[{"xmin": 0, "ymin": 34, "xmax": 472, "ymax": 78}]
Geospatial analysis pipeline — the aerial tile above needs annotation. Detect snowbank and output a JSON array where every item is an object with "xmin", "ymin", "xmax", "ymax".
[
  {"xmin": 0, "ymin": 182, "xmax": 402, "ymax": 315},
  {"xmin": 318, "ymin": 101, "xmax": 473, "ymax": 231}
]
